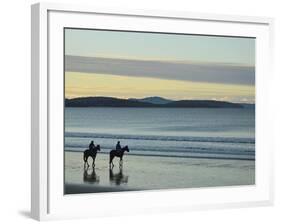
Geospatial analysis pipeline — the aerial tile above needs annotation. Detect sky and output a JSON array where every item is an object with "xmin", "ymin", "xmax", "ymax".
[{"xmin": 64, "ymin": 28, "xmax": 255, "ymax": 103}]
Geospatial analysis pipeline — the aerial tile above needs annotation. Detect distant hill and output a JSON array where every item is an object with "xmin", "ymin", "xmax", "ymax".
[
  {"xmin": 165, "ymin": 100, "xmax": 242, "ymax": 108},
  {"xmin": 65, "ymin": 97, "xmax": 153, "ymax": 107},
  {"xmin": 128, "ymin": 96, "xmax": 173, "ymax": 105},
  {"xmin": 65, "ymin": 96, "xmax": 243, "ymax": 108}
]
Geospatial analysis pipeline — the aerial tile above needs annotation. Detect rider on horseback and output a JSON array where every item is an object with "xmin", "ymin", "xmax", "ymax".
[
  {"xmin": 89, "ymin": 140, "xmax": 95, "ymax": 150},
  {"xmin": 116, "ymin": 141, "xmax": 121, "ymax": 152}
]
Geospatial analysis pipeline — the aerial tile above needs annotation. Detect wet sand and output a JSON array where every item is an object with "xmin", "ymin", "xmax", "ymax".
[{"xmin": 64, "ymin": 151, "xmax": 255, "ymax": 194}]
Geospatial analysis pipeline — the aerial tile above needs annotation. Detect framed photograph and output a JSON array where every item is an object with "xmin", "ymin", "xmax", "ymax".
[{"xmin": 31, "ymin": 2, "xmax": 274, "ymax": 221}]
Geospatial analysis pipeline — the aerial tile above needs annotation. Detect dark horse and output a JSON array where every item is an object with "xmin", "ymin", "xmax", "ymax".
[
  {"xmin": 109, "ymin": 146, "xmax": 129, "ymax": 168},
  {"xmin": 83, "ymin": 145, "xmax": 100, "ymax": 168}
]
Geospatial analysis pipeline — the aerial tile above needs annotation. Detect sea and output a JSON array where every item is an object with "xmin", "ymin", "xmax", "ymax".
[{"xmin": 64, "ymin": 107, "xmax": 255, "ymax": 160}]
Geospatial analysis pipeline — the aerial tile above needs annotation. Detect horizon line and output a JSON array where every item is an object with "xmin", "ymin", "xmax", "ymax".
[{"xmin": 64, "ymin": 95, "xmax": 255, "ymax": 104}]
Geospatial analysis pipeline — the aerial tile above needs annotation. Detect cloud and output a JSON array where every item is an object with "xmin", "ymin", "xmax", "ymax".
[{"xmin": 65, "ymin": 55, "xmax": 255, "ymax": 85}]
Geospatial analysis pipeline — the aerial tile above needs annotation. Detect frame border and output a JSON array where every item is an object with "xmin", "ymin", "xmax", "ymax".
[{"xmin": 31, "ymin": 2, "xmax": 274, "ymax": 220}]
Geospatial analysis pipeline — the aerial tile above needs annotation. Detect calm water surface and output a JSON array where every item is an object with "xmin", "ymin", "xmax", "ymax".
[{"xmin": 65, "ymin": 108, "xmax": 255, "ymax": 160}]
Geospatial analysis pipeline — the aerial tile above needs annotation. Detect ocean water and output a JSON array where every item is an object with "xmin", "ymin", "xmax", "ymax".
[{"xmin": 64, "ymin": 107, "xmax": 255, "ymax": 160}]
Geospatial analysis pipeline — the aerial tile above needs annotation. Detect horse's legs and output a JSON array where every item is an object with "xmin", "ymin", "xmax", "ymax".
[
  {"xmin": 92, "ymin": 156, "xmax": 96, "ymax": 168},
  {"xmin": 84, "ymin": 161, "xmax": 89, "ymax": 169},
  {"xmin": 85, "ymin": 156, "xmax": 90, "ymax": 168},
  {"xmin": 109, "ymin": 155, "xmax": 114, "ymax": 168},
  {"xmin": 119, "ymin": 157, "xmax": 123, "ymax": 167},
  {"xmin": 83, "ymin": 155, "xmax": 87, "ymax": 168}
]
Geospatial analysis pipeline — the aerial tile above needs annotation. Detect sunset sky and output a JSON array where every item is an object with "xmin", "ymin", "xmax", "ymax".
[{"xmin": 64, "ymin": 28, "xmax": 255, "ymax": 103}]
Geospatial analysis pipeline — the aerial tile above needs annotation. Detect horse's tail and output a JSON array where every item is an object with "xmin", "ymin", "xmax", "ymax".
[
  {"xmin": 109, "ymin": 152, "xmax": 114, "ymax": 164},
  {"xmin": 83, "ymin": 152, "xmax": 87, "ymax": 162}
]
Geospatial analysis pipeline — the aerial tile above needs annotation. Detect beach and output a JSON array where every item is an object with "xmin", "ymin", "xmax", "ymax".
[{"xmin": 64, "ymin": 151, "xmax": 255, "ymax": 194}]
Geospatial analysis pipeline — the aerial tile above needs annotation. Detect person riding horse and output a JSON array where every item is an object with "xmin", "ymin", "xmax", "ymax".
[
  {"xmin": 89, "ymin": 140, "xmax": 95, "ymax": 150},
  {"xmin": 109, "ymin": 144, "xmax": 129, "ymax": 168},
  {"xmin": 84, "ymin": 140, "xmax": 100, "ymax": 168},
  {"xmin": 116, "ymin": 141, "xmax": 121, "ymax": 152}
]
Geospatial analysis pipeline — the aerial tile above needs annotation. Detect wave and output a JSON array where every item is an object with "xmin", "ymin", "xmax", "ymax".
[
  {"xmin": 65, "ymin": 147, "xmax": 255, "ymax": 161},
  {"xmin": 65, "ymin": 132, "xmax": 255, "ymax": 144},
  {"xmin": 64, "ymin": 131, "xmax": 255, "ymax": 160},
  {"xmin": 64, "ymin": 143, "xmax": 254, "ymax": 155}
]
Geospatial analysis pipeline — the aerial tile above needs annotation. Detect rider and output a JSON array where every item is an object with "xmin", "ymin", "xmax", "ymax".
[
  {"xmin": 89, "ymin": 140, "xmax": 95, "ymax": 150},
  {"xmin": 116, "ymin": 141, "xmax": 121, "ymax": 152}
]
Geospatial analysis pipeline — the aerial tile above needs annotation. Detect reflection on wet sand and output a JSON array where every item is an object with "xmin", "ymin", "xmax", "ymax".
[
  {"xmin": 109, "ymin": 166, "xmax": 129, "ymax": 186},
  {"xmin": 83, "ymin": 167, "xmax": 100, "ymax": 184}
]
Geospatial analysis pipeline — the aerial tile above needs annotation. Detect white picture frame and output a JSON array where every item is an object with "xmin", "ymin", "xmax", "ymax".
[{"xmin": 31, "ymin": 2, "xmax": 274, "ymax": 221}]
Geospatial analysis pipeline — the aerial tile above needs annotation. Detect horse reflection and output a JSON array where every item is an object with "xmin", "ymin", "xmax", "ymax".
[
  {"xmin": 83, "ymin": 167, "xmax": 100, "ymax": 184},
  {"xmin": 109, "ymin": 165, "xmax": 129, "ymax": 186}
]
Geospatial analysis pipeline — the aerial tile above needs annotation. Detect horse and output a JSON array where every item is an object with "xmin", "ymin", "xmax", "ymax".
[
  {"xmin": 83, "ymin": 145, "xmax": 100, "ymax": 168},
  {"xmin": 109, "ymin": 145, "xmax": 129, "ymax": 168}
]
